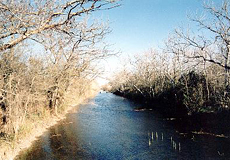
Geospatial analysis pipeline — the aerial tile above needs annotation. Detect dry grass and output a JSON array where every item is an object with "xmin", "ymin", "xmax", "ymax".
[{"xmin": 0, "ymin": 88, "xmax": 98, "ymax": 160}]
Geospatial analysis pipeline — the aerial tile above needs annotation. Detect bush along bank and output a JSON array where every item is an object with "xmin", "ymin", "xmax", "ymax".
[
  {"xmin": 0, "ymin": 0, "xmax": 120, "ymax": 159},
  {"xmin": 108, "ymin": 0, "xmax": 230, "ymax": 137},
  {"xmin": 109, "ymin": 70, "xmax": 230, "ymax": 136},
  {"xmin": 0, "ymin": 80, "xmax": 98, "ymax": 160}
]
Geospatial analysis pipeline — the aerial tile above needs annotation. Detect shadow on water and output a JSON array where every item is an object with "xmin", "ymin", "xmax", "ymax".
[{"xmin": 16, "ymin": 93, "xmax": 230, "ymax": 160}]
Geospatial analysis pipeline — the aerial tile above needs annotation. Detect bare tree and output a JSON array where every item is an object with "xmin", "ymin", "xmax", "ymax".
[
  {"xmin": 0, "ymin": 0, "xmax": 120, "ymax": 138},
  {"xmin": 166, "ymin": 0, "xmax": 230, "ymax": 88},
  {"xmin": 0, "ymin": 0, "xmax": 120, "ymax": 52}
]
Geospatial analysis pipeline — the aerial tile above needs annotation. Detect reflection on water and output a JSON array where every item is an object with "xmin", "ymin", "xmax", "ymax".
[
  {"xmin": 16, "ymin": 93, "xmax": 230, "ymax": 160},
  {"xmin": 147, "ymin": 131, "xmax": 181, "ymax": 155}
]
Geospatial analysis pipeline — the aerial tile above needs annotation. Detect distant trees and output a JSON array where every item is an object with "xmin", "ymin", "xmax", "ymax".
[
  {"xmin": 0, "ymin": 0, "xmax": 120, "ymax": 138},
  {"xmin": 109, "ymin": 50, "xmax": 173, "ymax": 101},
  {"xmin": 109, "ymin": 0, "xmax": 230, "ymax": 116}
]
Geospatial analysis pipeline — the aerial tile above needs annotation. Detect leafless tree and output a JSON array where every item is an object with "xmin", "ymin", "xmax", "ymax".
[
  {"xmin": 166, "ymin": 0, "xmax": 230, "ymax": 88},
  {"xmin": 0, "ymin": 0, "xmax": 120, "ymax": 138},
  {"xmin": 0, "ymin": 0, "xmax": 120, "ymax": 51}
]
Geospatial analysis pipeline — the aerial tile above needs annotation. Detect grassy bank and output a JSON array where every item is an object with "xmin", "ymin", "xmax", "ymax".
[
  {"xmin": 0, "ymin": 1, "xmax": 119, "ymax": 159},
  {"xmin": 0, "ymin": 85, "xmax": 98, "ymax": 160}
]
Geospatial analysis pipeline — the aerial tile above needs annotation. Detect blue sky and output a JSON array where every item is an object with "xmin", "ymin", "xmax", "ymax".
[
  {"xmin": 95, "ymin": 0, "xmax": 224, "ymax": 84},
  {"xmin": 102, "ymin": 0, "xmax": 204, "ymax": 53}
]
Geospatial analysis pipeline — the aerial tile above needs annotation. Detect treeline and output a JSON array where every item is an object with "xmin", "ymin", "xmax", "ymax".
[
  {"xmin": 109, "ymin": 1, "xmax": 230, "ymax": 118},
  {"xmin": 0, "ymin": 0, "xmax": 119, "ymax": 140}
]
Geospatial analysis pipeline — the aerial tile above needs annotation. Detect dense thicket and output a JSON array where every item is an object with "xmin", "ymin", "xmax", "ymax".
[
  {"xmin": 0, "ymin": 0, "xmax": 119, "ymax": 139},
  {"xmin": 109, "ymin": 52, "xmax": 227, "ymax": 117}
]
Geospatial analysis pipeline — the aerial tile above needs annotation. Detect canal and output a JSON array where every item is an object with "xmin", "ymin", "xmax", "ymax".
[{"xmin": 16, "ymin": 92, "xmax": 230, "ymax": 159}]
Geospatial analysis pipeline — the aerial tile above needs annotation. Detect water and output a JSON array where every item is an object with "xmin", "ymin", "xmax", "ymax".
[{"xmin": 16, "ymin": 93, "xmax": 230, "ymax": 160}]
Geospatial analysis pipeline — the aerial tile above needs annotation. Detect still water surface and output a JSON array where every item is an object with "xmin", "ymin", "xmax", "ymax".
[{"xmin": 16, "ymin": 93, "xmax": 230, "ymax": 159}]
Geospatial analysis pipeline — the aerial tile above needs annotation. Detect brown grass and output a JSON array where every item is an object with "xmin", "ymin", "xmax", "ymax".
[{"xmin": 0, "ymin": 89, "xmax": 98, "ymax": 160}]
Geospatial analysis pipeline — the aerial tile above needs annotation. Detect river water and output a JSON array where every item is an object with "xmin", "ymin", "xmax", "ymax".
[{"xmin": 16, "ymin": 93, "xmax": 230, "ymax": 160}]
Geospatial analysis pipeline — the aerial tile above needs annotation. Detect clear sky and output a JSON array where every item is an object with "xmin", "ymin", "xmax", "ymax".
[
  {"xmin": 104, "ymin": 0, "xmax": 202, "ymax": 53},
  {"xmin": 94, "ymin": 0, "xmax": 224, "ymax": 85},
  {"xmin": 25, "ymin": 0, "xmax": 224, "ymax": 85}
]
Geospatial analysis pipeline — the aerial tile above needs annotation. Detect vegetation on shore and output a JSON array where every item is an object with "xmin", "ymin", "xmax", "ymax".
[
  {"xmin": 0, "ymin": 0, "xmax": 120, "ymax": 159},
  {"xmin": 0, "ymin": 86, "xmax": 97, "ymax": 160},
  {"xmin": 108, "ymin": 0, "xmax": 230, "ymax": 133}
]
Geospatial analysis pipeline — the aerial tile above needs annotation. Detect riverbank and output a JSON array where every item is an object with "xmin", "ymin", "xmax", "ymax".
[
  {"xmin": 14, "ymin": 92, "xmax": 230, "ymax": 159},
  {"xmin": 112, "ymin": 90, "xmax": 230, "ymax": 137},
  {"xmin": 0, "ymin": 91, "xmax": 98, "ymax": 160}
]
